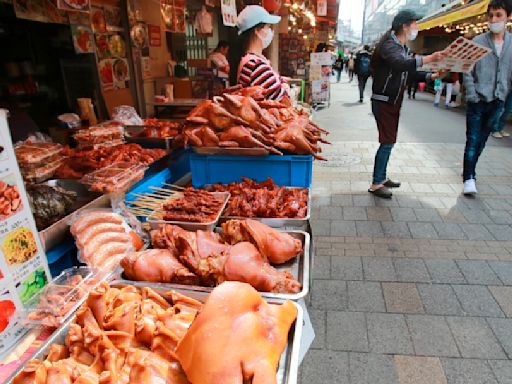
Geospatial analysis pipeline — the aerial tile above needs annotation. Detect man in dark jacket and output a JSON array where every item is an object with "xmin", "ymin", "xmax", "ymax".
[
  {"xmin": 355, "ymin": 45, "xmax": 372, "ymax": 102},
  {"xmin": 368, "ymin": 9, "xmax": 445, "ymax": 199}
]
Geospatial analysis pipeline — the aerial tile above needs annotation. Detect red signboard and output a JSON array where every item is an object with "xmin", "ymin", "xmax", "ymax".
[{"xmin": 148, "ymin": 24, "xmax": 161, "ymax": 47}]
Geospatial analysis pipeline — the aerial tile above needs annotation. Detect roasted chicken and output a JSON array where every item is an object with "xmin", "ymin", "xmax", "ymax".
[{"xmin": 176, "ymin": 281, "xmax": 297, "ymax": 384}]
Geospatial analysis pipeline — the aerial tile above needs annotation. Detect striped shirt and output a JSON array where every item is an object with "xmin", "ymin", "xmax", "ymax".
[{"xmin": 238, "ymin": 53, "xmax": 289, "ymax": 101}]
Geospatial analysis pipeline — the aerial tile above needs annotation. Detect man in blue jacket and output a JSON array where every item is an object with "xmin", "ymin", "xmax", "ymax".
[{"xmin": 462, "ymin": 0, "xmax": 512, "ymax": 195}]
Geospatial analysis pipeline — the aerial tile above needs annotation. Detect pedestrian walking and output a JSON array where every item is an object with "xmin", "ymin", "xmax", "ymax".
[
  {"xmin": 334, "ymin": 54, "xmax": 344, "ymax": 83},
  {"xmin": 462, "ymin": 0, "xmax": 512, "ymax": 195},
  {"xmin": 407, "ymin": 53, "xmax": 419, "ymax": 99},
  {"xmin": 434, "ymin": 72, "xmax": 459, "ymax": 108},
  {"xmin": 492, "ymin": 91, "xmax": 512, "ymax": 138},
  {"xmin": 348, "ymin": 54, "xmax": 355, "ymax": 82},
  {"xmin": 368, "ymin": 9, "xmax": 445, "ymax": 199},
  {"xmin": 355, "ymin": 45, "xmax": 371, "ymax": 102}
]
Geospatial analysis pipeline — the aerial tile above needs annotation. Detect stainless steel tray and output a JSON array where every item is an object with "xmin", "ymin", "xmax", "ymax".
[
  {"xmin": 147, "ymin": 191, "xmax": 230, "ymax": 232},
  {"xmin": 192, "ymin": 146, "xmax": 269, "ymax": 156},
  {"xmin": 121, "ymin": 230, "xmax": 311, "ymax": 301},
  {"xmin": 5, "ymin": 283, "xmax": 303, "ymax": 384},
  {"xmin": 205, "ymin": 186, "xmax": 311, "ymax": 229}
]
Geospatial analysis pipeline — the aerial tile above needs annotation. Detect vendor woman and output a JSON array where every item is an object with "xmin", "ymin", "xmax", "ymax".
[{"xmin": 236, "ymin": 5, "xmax": 289, "ymax": 100}]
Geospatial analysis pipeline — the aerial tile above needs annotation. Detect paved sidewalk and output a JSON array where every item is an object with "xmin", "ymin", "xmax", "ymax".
[{"xmin": 300, "ymin": 76, "xmax": 512, "ymax": 384}]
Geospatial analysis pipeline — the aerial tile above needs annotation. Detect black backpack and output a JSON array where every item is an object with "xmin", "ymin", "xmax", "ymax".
[{"xmin": 359, "ymin": 55, "xmax": 370, "ymax": 76}]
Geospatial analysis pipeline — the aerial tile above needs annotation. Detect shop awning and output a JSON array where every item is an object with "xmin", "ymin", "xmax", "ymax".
[{"xmin": 418, "ymin": 0, "xmax": 490, "ymax": 31}]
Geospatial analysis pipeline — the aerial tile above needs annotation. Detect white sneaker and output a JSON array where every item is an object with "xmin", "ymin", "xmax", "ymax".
[
  {"xmin": 492, "ymin": 132, "xmax": 504, "ymax": 138},
  {"xmin": 463, "ymin": 179, "xmax": 478, "ymax": 195},
  {"xmin": 501, "ymin": 131, "xmax": 510, "ymax": 137}
]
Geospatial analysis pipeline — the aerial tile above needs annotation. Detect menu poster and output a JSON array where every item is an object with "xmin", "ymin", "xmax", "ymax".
[
  {"xmin": 221, "ymin": 0, "xmax": 237, "ymax": 27},
  {"xmin": 420, "ymin": 37, "xmax": 492, "ymax": 73},
  {"xmin": 0, "ymin": 110, "xmax": 51, "ymax": 358}
]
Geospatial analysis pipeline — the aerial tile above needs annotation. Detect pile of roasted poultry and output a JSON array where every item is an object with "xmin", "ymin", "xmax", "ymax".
[
  {"xmin": 181, "ymin": 86, "xmax": 330, "ymax": 159},
  {"xmin": 121, "ymin": 219, "xmax": 303, "ymax": 293},
  {"xmin": 209, "ymin": 177, "xmax": 309, "ymax": 218},
  {"xmin": 14, "ymin": 281, "xmax": 297, "ymax": 384}
]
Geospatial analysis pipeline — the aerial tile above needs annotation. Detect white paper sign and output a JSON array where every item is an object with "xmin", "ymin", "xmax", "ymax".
[
  {"xmin": 221, "ymin": 0, "xmax": 237, "ymax": 27},
  {"xmin": 310, "ymin": 52, "xmax": 333, "ymax": 66},
  {"xmin": 0, "ymin": 110, "xmax": 51, "ymax": 358},
  {"xmin": 317, "ymin": 0, "xmax": 327, "ymax": 16},
  {"xmin": 419, "ymin": 37, "xmax": 492, "ymax": 73}
]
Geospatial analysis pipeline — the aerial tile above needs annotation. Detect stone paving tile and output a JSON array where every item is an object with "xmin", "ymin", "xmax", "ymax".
[
  {"xmin": 413, "ymin": 208, "xmax": 443, "ymax": 223},
  {"xmin": 352, "ymin": 194, "xmax": 376, "ymax": 207},
  {"xmin": 319, "ymin": 206, "xmax": 343, "ymax": 220},
  {"xmin": 408, "ymin": 222, "xmax": 438, "ymax": 239},
  {"xmin": 331, "ymin": 194, "xmax": 354, "ymax": 207},
  {"xmin": 367, "ymin": 207, "xmax": 393, "ymax": 221},
  {"xmin": 406, "ymin": 315, "xmax": 460, "ymax": 357},
  {"xmin": 331, "ymin": 220, "xmax": 357, "ymax": 236},
  {"xmin": 331, "ymin": 256, "xmax": 363, "ymax": 280},
  {"xmin": 309, "ymin": 309, "xmax": 326, "ymax": 349},
  {"xmin": 424, "ymin": 260, "xmax": 466, "ymax": 284},
  {"xmin": 343, "ymin": 207, "xmax": 368, "ymax": 221},
  {"xmin": 367, "ymin": 313, "xmax": 414, "ymax": 354},
  {"xmin": 356, "ymin": 221, "xmax": 384, "ymax": 237},
  {"xmin": 417, "ymin": 284, "xmax": 464, "ymax": 316},
  {"xmin": 396, "ymin": 196, "xmax": 424, "ymax": 208},
  {"xmin": 391, "ymin": 208, "xmax": 417, "ymax": 222},
  {"xmin": 488, "ymin": 262, "xmax": 512, "ymax": 285},
  {"xmin": 487, "ymin": 318, "xmax": 512, "ymax": 359},
  {"xmin": 446, "ymin": 317, "xmax": 506, "ymax": 359},
  {"xmin": 488, "ymin": 210, "xmax": 512, "ymax": 225},
  {"xmin": 442, "ymin": 358, "xmax": 498, "ymax": 384},
  {"xmin": 456, "ymin": 260, "xmax": 502, "ymax": 285},
  {"xmin": 459, "ymin": 223, "xmax": 496, "ymax": 241},
  {"xmin": 312, "ymin": 256, "xmax": 331, "ymax": 279},
  {"xmin": 489, "ymin": 286, "xmax": 512, "ymax": 318},
  {"xmin": 485, "ymin": 225, "xmax": 512, "ymax": 241},
  {"xmin": 433, "ymin": 223, "xmax": 466, "ymax": 240},
  {"xmin": 394, "ymin": 258, "xmax": 430, "ymax": 283},
  {"xmin": 461, "ymin": 209, "xmax": 494, "ymax": 224},
  {"xmin": 383, "ymin": 283, "xmax": 424, "ymax": 314},
  {"xmin": 382, "ymin": 221, "xmax": 413, "ymax": 239},
  {"xmin": 349, "ymin": 353, "xmax": 399, "ymax": 384},
  {"xmin": 437, "ymin": 209, "xmax": 468, "ymax": 224},
  {"xmin": 394, "ymin": 356, "xmax": 448, "ymax": 384},
  {"xmin": 488, "ymin": 360, "xmax": 512, "ymax": 384},
  {"xmin": 311, "ymin": 219, "xmax": 331, "ymax": 236},
  {"xmin": 363, "ymin": 257, "xmax": 397, "ymax": 282},
  {"xmin": 300, "ymin": 350, "xmax": 349, "ymax": 384},
  {"xmin": 311, "ymin": 280, "xmax": 347, "ymax": 310},
  {"xmin": 452, "ymin": 285, "xmax": 504, "ymax": 317},
  {"xmin": 347, "ymin": 281, "xmax": 386, "ymax": 312},
  {"xmin": 327, "ymin": 311, "xmax": 368, "ymax": 352}
]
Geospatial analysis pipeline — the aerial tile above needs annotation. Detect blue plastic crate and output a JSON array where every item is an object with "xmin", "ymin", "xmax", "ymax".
[
  {"xmin": 190, "ymin": 154, "xmax": 313, "ymax": 188},
  {"xmin": 46, "ymin": 240, "xmax": 78, "ymax": 278}
]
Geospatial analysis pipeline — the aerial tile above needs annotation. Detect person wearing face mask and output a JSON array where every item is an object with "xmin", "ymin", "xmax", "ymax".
[
  {"xmin": 462, "ymin": 0, "xmax": 512, "ymax": 195},
  {"xmin": 236, "ymin": 5, "xmax": 290, "ymax": 101},
  {"xmin": 368, "ymin": 9, "xmax": 445, "ymax": 199}
]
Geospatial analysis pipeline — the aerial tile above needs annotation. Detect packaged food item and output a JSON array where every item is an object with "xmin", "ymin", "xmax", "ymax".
[
  {"xmin": 20, "ymin": 157, "xmax": 64, "ymax": 183},
  {"xmin": 79, "ymin": 162, "xmax": 147, "ymax": 193},
  {"xmin": 74, "ymin": 123, "xmax": 125, "ymax": 148},
  {"xmin": 23, "ymin": 267, "xmax": 101, "ymax": 328},
  {"xmin": 15, "ymin": 142, "xmax": 63, "ymax": 165}
]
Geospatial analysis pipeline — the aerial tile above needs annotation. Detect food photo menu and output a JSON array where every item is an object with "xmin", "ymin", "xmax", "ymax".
[{"xmin": 0, "ymin": 110, "xmax": 51, "ymax": 357}]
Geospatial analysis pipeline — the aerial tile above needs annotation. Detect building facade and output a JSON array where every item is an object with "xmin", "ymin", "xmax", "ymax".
[{"xmin": 362, "ymin": 0, "xmax": 449, "ymax": 43}]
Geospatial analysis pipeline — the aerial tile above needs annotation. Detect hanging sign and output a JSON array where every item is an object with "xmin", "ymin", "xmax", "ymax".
[
  {"xmin": 316, "ymin": 0, "xmax": 327, "ymax": 16},
  {"xmin": 148, "ymin": 24, "xmax": 162, "ymax": 47},
  {"xmin": 221, "ymin": 0, "xmax": 237, "ymax": 27},
  {"xmin": 0, "ymin": 110, "xmax": 51, "ymax": 358}
]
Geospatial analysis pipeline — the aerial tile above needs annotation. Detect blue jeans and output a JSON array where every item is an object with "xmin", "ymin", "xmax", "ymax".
[
  {"xmin": 373, "ymin": 144, "xmax": 394, "ymax": 184},
  {"xmin": 336, "ymin": 69, "xmax": 342, "ymax": 82},
  {"xmin": 494, "ymin": 92, "xmax": 512, "ymax": 133},
  {"xmin": 463, "ymin": 100, "xmax": 504, "ymax": 181}
]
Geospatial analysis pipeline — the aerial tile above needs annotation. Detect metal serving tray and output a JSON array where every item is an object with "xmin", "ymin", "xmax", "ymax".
[
  {"xmin": 147, "ymin": 191, "xmax": 230, "ymax": 232},
  {"xmin": 205, "ymin": 186, "xmax": 311, "ymax": 229},
  {"xmin": 121, "ymin": 230, "xmax": 310, "ymax": 301},
  {"xmin": 5, "ymin": 283, "xmax": 303, "ymax": 384}
]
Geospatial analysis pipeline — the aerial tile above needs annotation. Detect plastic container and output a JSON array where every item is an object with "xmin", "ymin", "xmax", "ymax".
[
  {"xmin": 190, "ymin": 154, "xmax": 313, "ymax": 188},
  {"xmin": 22, "ymin": 267, "xmax": 100, "ymax": 328},
  {"xmin": 15, "ymin": 143, "xmax": 63, "ymax": 165},
  {"xmin": 80, "ymin": 162, "xmax": 147, "ymax": 193},
  {"xmin": 74, "ymin": 124, "xmax": 124, "ymax": 145},
  {"xmin": 21, "ymin": 157, "xmax": 64, "ymax": 183}
]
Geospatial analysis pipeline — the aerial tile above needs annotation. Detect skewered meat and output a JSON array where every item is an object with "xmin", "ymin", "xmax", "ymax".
[
  {"xmin": 27, "ymin": 184, "xmax": 77, "ymax": 230},
  {"xmin": 218, "ymin": 126, "xmax": 282, "ymax": 154},
  {"xmin": 176, "ymin": 281, "xmax": 297, "ymax": 384},
  {"xmin": 209, "ymin": 177, "xmax": 309, "ymax": 218},
  {"xmin": 159, "ymin": 189, "xmax": 226, "ymax": 223},
  {"xmin": 121, "ymin": 249, "xmax": 199, "ymax": 284},
  {"xmin": 222, "ymin": 219, "xmax": 303, "ymax": 264},
  {"xmin": 144, "ymin": 221, "xmax": 302, "ymax": 293}
]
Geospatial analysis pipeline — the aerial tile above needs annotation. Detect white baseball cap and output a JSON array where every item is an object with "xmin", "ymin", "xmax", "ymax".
[{"xmin": 237, "ymin": 5, "xmax": 281, "ymax": 35}]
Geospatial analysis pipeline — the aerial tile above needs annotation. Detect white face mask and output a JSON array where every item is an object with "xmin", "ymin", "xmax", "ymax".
[
  {"xmin": 489, "ymin": 21, "xmax": 506, "ymax": 34},
  {"xmin": 408, "ymin": 28, "xmax": 418, "ymax": 41},
  {"xmin": 257, "ymin": 27, "xmax": 274, "ymax": 49}
]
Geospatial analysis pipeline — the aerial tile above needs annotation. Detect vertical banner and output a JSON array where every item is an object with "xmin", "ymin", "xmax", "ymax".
[
  {"xmin": 148, "ymin": 24, "xmax": 162, "ymax": 47},
  {"xmin": 221, "ymin": 0, "xmax": 237, "ymax": 26},
  {"xmin": 0, "ymin": 110, "xmax": 51, "ymax": 358},
  {"xmin": 316, "ymin": 0, "xmax": 327, "ymax": 16}
]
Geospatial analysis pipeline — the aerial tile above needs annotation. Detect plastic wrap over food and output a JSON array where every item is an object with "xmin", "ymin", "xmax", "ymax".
[{"xmin": 112, "ymin": 105, "xmax": 144, "ymax": 126}]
